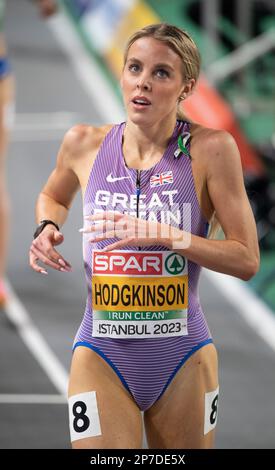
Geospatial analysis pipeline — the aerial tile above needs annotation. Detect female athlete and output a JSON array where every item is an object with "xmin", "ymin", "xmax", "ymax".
[{"xmin": 29, "ymin": 23, "xmax": 259, "ymax": 449}]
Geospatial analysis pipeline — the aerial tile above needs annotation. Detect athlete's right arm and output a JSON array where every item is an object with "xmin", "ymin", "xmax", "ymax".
[{"xmin": 29, "ymin": 125, "xmax": 86, "ymax": 275}]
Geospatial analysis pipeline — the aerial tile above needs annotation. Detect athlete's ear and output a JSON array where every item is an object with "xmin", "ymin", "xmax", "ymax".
[{"xmin": 179, "ymin": 78, "xmax": 196, "ymax": 99}]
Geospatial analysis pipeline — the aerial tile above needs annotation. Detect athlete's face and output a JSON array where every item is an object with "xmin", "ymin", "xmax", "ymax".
[{"xmin": 121, "ymin": 37, "xmax": 192, "ymax": 125}]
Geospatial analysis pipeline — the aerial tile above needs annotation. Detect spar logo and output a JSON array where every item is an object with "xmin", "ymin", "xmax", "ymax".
[
  {"xmin": 165, "ymin": 253, "xmax": 185, "ymax": 275},
  {"xmin": 93, "ymin": 251, "xmax": 163, "ymax": 276}
]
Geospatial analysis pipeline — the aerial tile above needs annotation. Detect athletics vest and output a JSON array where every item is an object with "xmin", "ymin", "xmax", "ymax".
[{"xmin": 77, "ymin": 120, "xmax": 209, "ymax": 340}]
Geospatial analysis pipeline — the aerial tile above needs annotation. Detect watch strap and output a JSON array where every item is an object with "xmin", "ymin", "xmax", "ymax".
[{"xmin": 33, "ymin": 219, "xmax": 60, "ymax": 239}]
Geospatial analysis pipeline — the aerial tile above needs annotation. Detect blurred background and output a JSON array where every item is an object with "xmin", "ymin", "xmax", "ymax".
[{"xmin": 0, "ymin": 0, "xmax": 275, "ymax": 449}]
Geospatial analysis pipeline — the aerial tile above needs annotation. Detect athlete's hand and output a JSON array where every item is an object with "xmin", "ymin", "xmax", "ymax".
[
  {"xmin": 29, "ymin": 226, "xmax": 72, "ymax": 274},
  {"xmin": 80, "ymin": 211, "xmax": 188, "ymax": 252}
]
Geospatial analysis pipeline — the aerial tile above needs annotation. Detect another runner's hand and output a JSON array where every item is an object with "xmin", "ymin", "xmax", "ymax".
[
  {"xmin": 80, "ymin": 211, "xmax": 185, "ymax": 252},
  {"xmin": 36, "ymin": 0, "xmax": 58, "ymax": 18},
  {"xmin": 29, "ymin": 226, "xmax": 72, "ymax": 274}
]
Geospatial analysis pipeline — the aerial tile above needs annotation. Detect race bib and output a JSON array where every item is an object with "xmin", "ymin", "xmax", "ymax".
[{"xmin": 91, "ymin": 250, "xmax": 188, "ymax": 339}]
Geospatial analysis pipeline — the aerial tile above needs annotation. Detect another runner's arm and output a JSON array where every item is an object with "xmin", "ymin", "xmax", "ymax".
[
  {"xmin": 167, "ymin": 130, "xmax": 260, "ymax": 281},
  {"xmin": 35, "ymin": 126, "xmax": 83, "ymax": 227}
]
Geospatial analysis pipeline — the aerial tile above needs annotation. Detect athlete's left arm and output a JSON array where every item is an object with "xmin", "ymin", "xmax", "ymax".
[{"xmin": 169, "ymin": 130, "xmax": 260, "ymax": 281}]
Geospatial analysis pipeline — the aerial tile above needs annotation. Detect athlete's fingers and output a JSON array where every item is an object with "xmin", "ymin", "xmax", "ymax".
[
  {"xmin": 29, "ymin": 250, "xmax": 48, "ymax": 275},
  {"xmin": 89, "ymin": 227, "xmax": 134, "ymax": 242},
  {"xmin": 100, "ymin": 239, "xmax": 132, "ymax": 252},
  {"xmin": 30, "ymin": 244, "xmax": 62, "ymax": 271},
  {"xmin": 32, "ymin": 235, "xmax": 72, "ymax": 269},
  {"xmin": 79, "ymin": 220, "xmax": 115, "ymax": 234},
  {"xmin": 30, "ymin": 244, "xmax": 69, "ymax": 272},
  {"xmin": 84, "ymin": 211, "xmax": 124, "ymax": 223},
  {"xmin": 52, "ymin": 230, "xmax": 65, "ymax": 247},
  {"xmin": 40, "ymin": 239, "xmax": 72, "ymax": 269},
  {"xmin": 90, "ymin": 223, "xmax": 139, "ymax": 242},
  {"xmin": 88, "ymin": 230, "xmax": 117, "ymax": 242}
]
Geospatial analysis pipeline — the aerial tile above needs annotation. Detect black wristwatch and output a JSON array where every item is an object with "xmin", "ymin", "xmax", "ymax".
[{"xmin": 33, "ymin": 219, "xmax": 60, "ymax": 239}]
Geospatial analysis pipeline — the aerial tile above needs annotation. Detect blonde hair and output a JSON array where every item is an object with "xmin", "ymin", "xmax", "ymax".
[{"xmin": 123, "ymin": 23, "xmax": 220, "ymax": 239}]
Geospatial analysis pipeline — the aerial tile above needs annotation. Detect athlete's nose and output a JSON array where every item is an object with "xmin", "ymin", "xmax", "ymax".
[{"xmin": 136, "ymin": 75, "xmax": 152, "ymax": 92}]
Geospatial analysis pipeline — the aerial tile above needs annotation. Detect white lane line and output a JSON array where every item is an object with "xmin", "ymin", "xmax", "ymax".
[
  {"xmin": 11, "ymin": 111, "xmax": 85, "ymax": 142},
  {"xmin": 14, "ymin": 112, "xmax": 83, "ymax": 130},
  {"xmin": 11, "ymin": 131, "xmax": 67, "ymax": 142},
  {"xmin": 0, "ymin": 395, "xmax": 67, "ymax": 404},
  {"xmin": 46, "ymin": 10, "xmax": 275, "ymax": 353},
  {"xmin": 3, "ymin": 280, "xmax": 68, "ymax": 396},
  {"xmin": 11, "ymin": 111, "xmax": 83, "ymax": 142},
  {"xmin": 205, "ymin": 270, "xmax": 275, "ymax": 352}
]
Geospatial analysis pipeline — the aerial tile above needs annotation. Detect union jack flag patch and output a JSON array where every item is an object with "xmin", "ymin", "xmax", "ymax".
[{"xmin": 150, "ymin": 171, "xmax": 173, "ymax": 187}]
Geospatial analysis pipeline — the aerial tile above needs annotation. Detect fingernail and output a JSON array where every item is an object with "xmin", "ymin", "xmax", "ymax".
[
  {"xmin": 40, "ymin": 270, "xmax": 48, "ymax": 275},
  {"xmin": 58, "ymin": 258, "xmax": 66, "ymax": 267},
  {"xmin": 60, "ymin": 267, "xmax": 71, "ymax": 273}
]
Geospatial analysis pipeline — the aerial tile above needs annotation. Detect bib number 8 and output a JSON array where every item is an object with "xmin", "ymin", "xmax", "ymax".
[
  {"xmin": 73, "ymin": 401, "xmax": 90, "ymax": 433},
  {"xmin": 210, "ymin": 394, "xmax": 219, "ymax": 425},
  {"xmin": 68, "ymin": 391, "xmax": 102, "ymax": 442},
  {"xmin": 204, "ymin": 386, "xmax": 219, "ymax": 435}
]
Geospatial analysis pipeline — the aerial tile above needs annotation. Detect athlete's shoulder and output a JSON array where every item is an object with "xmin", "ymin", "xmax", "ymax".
[
  {"xmin": 63, "ymin": 123, "xmax": 114, "ymax": 150},
  {"xmin": 62, "ymin": 123, "xmax": 115, "ymax": 155},
  {"xmin": 190, "ymin": 122, "xmax": 238, "ymax": 162},
  {"xmin": 190, "ymin": 122, "xmax": 234, "ymax": 146}
]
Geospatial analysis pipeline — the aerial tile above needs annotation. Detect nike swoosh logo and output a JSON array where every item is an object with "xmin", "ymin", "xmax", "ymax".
[{"xmin": 106, "ymin": 173, "xmax": 131, "ymax": 183}]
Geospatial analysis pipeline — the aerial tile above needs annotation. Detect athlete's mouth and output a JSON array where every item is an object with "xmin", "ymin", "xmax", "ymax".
[{"xmin": 132, "ymin": 96, "xmax": 152, "ymax": 106}]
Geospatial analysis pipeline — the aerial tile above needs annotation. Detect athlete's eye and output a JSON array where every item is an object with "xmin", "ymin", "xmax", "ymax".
[
  {"xmin": 155, "ymin": 69, "xmax": 169, "ymax": 78},
  {"xmin": 128, "ymin": 63, "xmax": 140, "ymax": 73}
]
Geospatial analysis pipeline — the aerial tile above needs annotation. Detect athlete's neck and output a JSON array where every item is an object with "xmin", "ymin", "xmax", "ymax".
[{"xmin": 122, "ymin": 117, "xmax": 177, "ymax": 164}]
